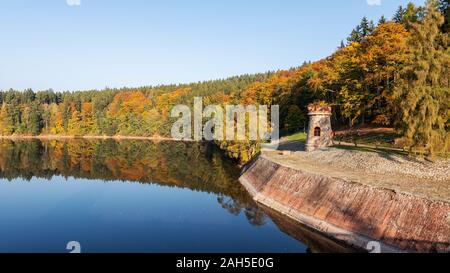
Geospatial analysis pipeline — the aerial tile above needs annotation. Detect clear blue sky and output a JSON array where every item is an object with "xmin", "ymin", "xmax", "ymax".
[{"xmin": 0, "ymin": 0, "xmax": 425, "ymax": 91}]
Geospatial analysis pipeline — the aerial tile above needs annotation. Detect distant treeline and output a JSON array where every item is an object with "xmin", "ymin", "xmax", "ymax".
[
  {"xmin": 0, "ymin": 73, "xmax": 274, "ymax": 140},
  {"xmin": 1, "ymin": 1, "xmax": 449, "ymax": 161}
]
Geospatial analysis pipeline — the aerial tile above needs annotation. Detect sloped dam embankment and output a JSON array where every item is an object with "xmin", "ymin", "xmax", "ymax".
[{"xmin": 239, "ymin": 156, "xmax": 450, "ymax": 253}]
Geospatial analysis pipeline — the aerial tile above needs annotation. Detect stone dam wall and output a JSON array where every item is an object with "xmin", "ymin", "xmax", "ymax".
[{"xmin": 239, "ymin": 156, "xmax": 450, "ymax": 253}]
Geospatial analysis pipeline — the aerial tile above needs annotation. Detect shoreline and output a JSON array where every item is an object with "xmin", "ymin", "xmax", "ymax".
[{"xmin": 0, "ymin": 135, "xmax": 199, "ymax": 142}]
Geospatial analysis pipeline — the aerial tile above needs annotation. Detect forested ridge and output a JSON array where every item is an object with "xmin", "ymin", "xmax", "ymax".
[{"xmin": 1, "ymin": 1, "xmax": 449, "ymax": 162}]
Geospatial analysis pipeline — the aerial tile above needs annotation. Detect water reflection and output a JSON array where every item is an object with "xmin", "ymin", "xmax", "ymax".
[
  {"xmin": 0, "ymin": 139, "xmax": 265, "ymax": 225},
  {"xmin": 0, "ymin": 139, "xmax": 353, "ymax": 253}
]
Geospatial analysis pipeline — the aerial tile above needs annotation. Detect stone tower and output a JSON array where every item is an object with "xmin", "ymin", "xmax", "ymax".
[{"xmin": 305, "ymin": 105, "xmax": 333, "ymax": 152}]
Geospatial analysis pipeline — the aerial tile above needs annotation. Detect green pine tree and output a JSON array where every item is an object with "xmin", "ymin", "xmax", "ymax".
[
  {"xmin": 359, "ymin": 16, "xmax": 375, "ymax": 37},
  {"xmin": 28, "ymin": 102, "xmax": 43, "ymax": 135},
  {"xmin": 439, "ymin": 0, "xmax": 450, "ymax": 32},
  {"xmin": 393, "ymin": 6, "xmax": 405, "ymax": 23},
  {"xmin": 378, "ymin": 15, "xmax": 387, "ymax": 25},
  {"xmin": 347, "ymin": 17, "xmax": 375, "ymax": 44},
  {"xmin": 347, "ymin": 28, "xmax": 362, "ymax": 44}
]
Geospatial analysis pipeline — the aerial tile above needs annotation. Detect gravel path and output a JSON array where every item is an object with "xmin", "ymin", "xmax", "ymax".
[
  {"xmin": 299, "ymin": 148, "xmax": 450, "ymax": 182},
  {"xmin": 264, "ymin": 145, "xmax": 450, "ymax": 202}
]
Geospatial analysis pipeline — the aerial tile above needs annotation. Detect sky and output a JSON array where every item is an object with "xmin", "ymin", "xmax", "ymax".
[{"xmin": 0, "ymin": 0, "xmax": 426, "ymax": 92}]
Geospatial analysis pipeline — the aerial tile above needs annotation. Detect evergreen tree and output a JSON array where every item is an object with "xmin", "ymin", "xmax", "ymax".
[
  {"xmin": 347, "ymin": 17, "xmax": 375, "ymax": 44},
  {"xmin": 393, "ymin": 6, "xmax": 405, "ymax": 23},
  {"xmin": 378, "ymin": 15, "xmax": 387, "ymax": 25},
  {"xmin": 394, "ymin": 0, "xmax": 450, "ymax": 156},
  {"xmin": 394, "ymin": 3, "xmax": 424, "ymax": 29},
  {"xmin": 404, "ymin": 2, "xmax": 424, "ymax": 26},
  {"xmin": 439, "ymin": 0, "xmax": 449, "ymax": 12},
  {"xmin": 27, "ymin": 102, "xmax": 43, "ymax": 135},
  {"xmin": 439, "ymin": 0, "xmax": 450, "ymax": 32},
  {"xmin": 361, "ymin": 17, "xmax": 375, "ymax": 37},
  {"xmin": 347, "ymin": 29, "xmax": 362, "ymax": 44},
  {"xmin": 62, "ymin": 102, "xmax": 71, "ymax": 133},
  {"xmin": 283, "ymin": 105, "xmax": 306, "ymax": 133}
]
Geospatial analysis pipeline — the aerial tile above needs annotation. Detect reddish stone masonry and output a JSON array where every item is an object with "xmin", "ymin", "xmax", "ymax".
[
  {"xmin": 307, "ymin": 105, "xmax": 332, "ymax": 114},
  {"xmin": 240, "ymin": 156, "xmax": 450, "ymax": 253},
  {"xmin": 306, "ymin": 105, "xmax": 333, "ymax": 152}
]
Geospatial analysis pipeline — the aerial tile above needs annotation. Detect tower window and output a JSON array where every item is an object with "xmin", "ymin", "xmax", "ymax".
[{"xmin": 314, "ymin": 127, "xmax": 321, "ymax": 137}]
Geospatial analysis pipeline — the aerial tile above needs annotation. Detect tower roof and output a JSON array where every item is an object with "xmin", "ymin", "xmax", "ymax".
[{"xmin": 307, "ymin": 105, "xmax": 332, "ymax": 115}]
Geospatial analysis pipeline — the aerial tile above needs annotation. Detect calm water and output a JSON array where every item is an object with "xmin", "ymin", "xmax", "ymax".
[{"xmin": 0, "ymin": 139, "xmax": 342, "ymax": 253}]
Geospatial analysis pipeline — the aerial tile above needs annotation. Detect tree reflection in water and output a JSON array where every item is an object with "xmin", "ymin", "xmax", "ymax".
[
  {"xmin": 0, "ymin": 139, "xmax": 356, "ymax": 252},
  {"xmin": 0, "ymin": 139, "xmax": 267, "ymax": 227}
]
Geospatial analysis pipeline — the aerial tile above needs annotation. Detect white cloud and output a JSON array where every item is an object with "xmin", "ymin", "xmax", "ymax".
[
  {"xmin": 67, "ymin": 0, "xmax": 81, "ymax": 6},
  {"xmin": 366, "ymin": 0, "xmax": 381, "ymax": 6}
]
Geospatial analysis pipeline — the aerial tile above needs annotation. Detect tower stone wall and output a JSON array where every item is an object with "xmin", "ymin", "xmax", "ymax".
[{"xmin": 305, "ymin": 105, "xmax": 333, "ymax": 152}]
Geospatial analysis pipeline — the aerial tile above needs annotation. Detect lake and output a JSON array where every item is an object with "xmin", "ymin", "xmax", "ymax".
[{"xmin": 0, "ymin": 139, "xmax": 348, "ymax": 253}]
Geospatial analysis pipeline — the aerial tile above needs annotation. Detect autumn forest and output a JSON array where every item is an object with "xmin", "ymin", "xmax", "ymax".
[{"xmin": 1, "ymin": 1, "xmax": 449, "ymax": 162}]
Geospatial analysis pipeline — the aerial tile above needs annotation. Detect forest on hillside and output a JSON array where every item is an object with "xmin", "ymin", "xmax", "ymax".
[{"xmin": 1, "ymin": 0, "xmax": 449, "ymax": 162}]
